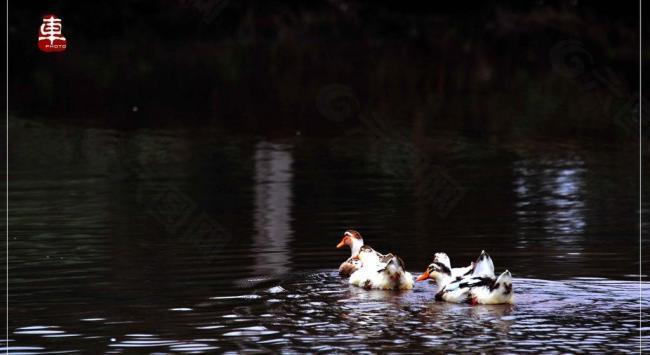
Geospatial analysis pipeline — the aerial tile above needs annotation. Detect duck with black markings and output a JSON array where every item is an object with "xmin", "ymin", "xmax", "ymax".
[
  {"xmin": 349, "ymin": 245, "xmax": 414, "ymax": 290},
  {"xmin": 416, "ymin": 250, "xmax": 514, "ymax": 305}
]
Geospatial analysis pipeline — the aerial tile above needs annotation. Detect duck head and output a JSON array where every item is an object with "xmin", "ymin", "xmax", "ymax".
[
  {"xmin": 432, "ymin": 252, "xmax": 451, "ymax": 269},
  {"xmin": 416, "ymin": 252, "xmax": 454, "ymax": 288},
  {"xmin": 336, "ymin": 230, "xmax": 364, "ymax": 257}
]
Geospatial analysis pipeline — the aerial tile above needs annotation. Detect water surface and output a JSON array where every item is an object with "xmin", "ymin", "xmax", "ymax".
[{"xmin": 7, "ymin": 118, "xmax": 647, "ymax": 353}]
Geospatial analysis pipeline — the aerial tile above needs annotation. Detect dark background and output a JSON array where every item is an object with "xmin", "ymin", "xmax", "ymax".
[
  {"xmin": 6, "ymin": 1, "xmax": 647, "ymax": 353},
  {"xmin": 8, "ymin": 0, "xmax": 644, "ymax": 143}
]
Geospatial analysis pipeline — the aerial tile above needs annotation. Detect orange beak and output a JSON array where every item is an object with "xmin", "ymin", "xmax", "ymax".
[
  {"xmin": 351, "ymin": 254, "xmax": 360, "ymax": 260},
  {"xmin": 416, "ymin": 269, "xmax": 430, "ymax": 282},
  {"xmin": 336, "ymin": 236, "xmax": 348, "ymax": 249}
]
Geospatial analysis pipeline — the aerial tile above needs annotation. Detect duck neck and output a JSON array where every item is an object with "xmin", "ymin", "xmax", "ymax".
[{"xmin": 350, "ymin": 239, "xmax": 363, "ymax": 257}]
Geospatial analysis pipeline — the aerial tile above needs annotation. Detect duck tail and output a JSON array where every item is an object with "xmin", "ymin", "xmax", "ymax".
[
  {"xmin": 496, "ymin": 269, "xmax": 512, "ymax": 283},
  {"xmin": 496, "ymin": 270, "xmax": 513, "ymax": 295},
  {"xmin": 472, "ymin": 250, "xmax": 495, "ymax": 278}
]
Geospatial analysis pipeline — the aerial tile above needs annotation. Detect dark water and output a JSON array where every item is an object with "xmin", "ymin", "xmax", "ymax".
[{"xmin": 7, "ymin": 118, "xmax": 648, "ymax": 353}]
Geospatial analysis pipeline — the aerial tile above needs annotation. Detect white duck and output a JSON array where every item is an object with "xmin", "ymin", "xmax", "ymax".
[
  {"xmin": 416, "ymin": 250, "xmax": 514, "ymax": 305},
  {"xmin": 336, "ymin": 230, "xmax": 364, "ymax": 277},
  {"xmin": 414, "ymin": 252, "xmax": 466, "ymax": 292},
  {"xmin": 349, "ymin": 245, "xmax": 414, "ymax": 290},
  {"xmin": 429, "ymin": 252, "xmax": 475, "ymax": 280}
]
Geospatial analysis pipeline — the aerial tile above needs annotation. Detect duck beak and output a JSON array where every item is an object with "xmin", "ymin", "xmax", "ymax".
[
  {"xmin": 351, "ymin": 254, "xmax": 360, "ymax": 260},
  {"xmin": 416, "ymin": 270, "xmax": 430, "ymax": 282},
  {"xmin": 336, "ymin": 236, "xmax": 348, "ymax": 249}
]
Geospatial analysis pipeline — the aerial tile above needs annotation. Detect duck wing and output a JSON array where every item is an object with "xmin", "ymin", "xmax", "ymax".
[
  {"xmin": 451, "ymin": 262, "xmax": 475, "ymax": 279},
  {"xmin": 436, "ymin": 277, "xmax": 477, "ymax": 303},
  {"xmin": 339, "ymin": 260, "xmax": 359, "ymax": 277},
  {"xmin": 376, "ymin": 254, "xmax": 407, "ymax": 273},
  {"xmin": 367, "ymin": 251, "xmax": 395, "ymax": 272},
  {"xmin": 443, "ymin": 275, "xmax": 492, "ymax": 292}
]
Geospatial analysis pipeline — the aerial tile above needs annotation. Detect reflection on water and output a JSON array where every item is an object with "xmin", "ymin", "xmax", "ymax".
[
  {"xmin": 514, "ymin": 159, "xmax": 587, "ymax": 236},
  {"xmin": 253, "ymin": 142, "xmax": 294, "ymax": 277},
  {"xmin": 7, "ymin": 118, "xmax": 646, "ymax": 353}
]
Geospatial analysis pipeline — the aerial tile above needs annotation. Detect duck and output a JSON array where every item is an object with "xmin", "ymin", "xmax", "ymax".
[
  {"xmin": 414, "ymin": 252, "xmax": 466, "ymax": 294},
  {"xmin": 430, "ymin": 252, "xmax": 475, "ymax": 280},
  {"xmin": 416, "ymin": 250, "xmax": 514, "ymax": 305},
  {"xmin": 336, "ymin": 230, "xmax": 365, "ymax": 277},
  {"xmin": 349, "ymin": 245, "xmax": 414, "ymax": 290}
]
